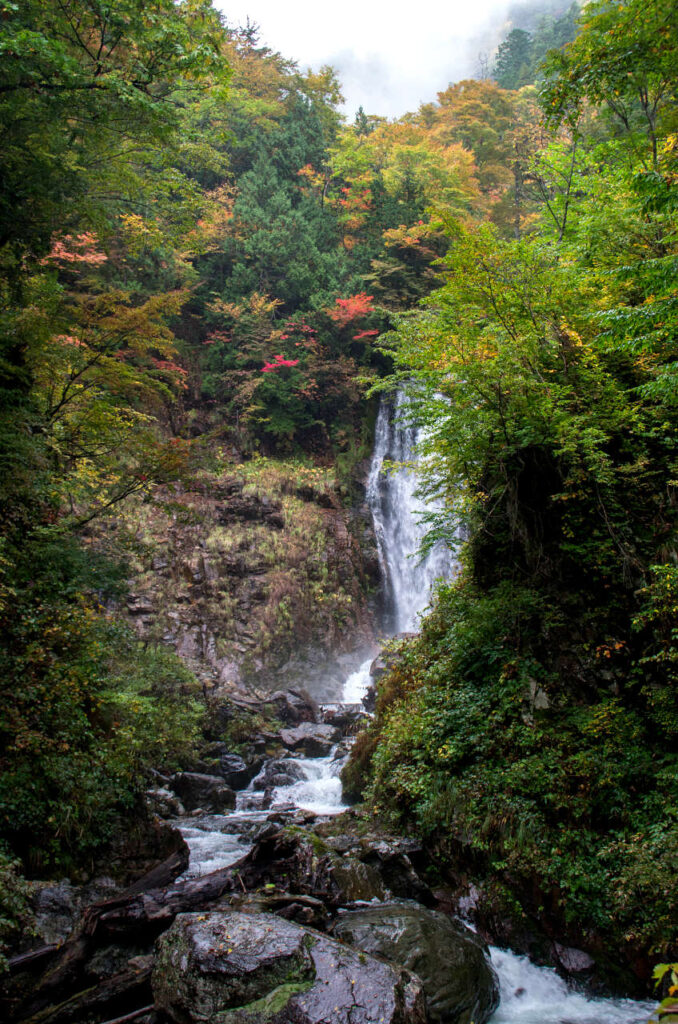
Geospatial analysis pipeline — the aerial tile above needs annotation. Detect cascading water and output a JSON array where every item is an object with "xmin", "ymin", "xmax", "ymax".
[
  {"xmin": 367, "ymin": 390, "xmax": 454, "ymax": 634},
  {"xmin": 341, "ymin": 389, "xmax": 454, "ymax": 705},
  {"xmin": 176, "ymin": 392, "xmax": 655, "ymax": 1024},
  {"xmin": 488, "ymin": 947, "xmax": 654, "ymax": 1024}
]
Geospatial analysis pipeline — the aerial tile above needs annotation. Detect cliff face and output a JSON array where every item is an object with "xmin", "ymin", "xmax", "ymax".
[{"xmin": 93, "ymin": 459, "xmax": 381, "ymax": 700}]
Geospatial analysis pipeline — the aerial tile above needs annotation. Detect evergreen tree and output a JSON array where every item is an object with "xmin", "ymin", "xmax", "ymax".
[{"xmin": 493, "ymin": 28, "xmax": 533, "ymax": 89}]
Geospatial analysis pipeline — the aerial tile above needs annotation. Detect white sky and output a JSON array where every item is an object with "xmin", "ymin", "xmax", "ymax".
[{"xmin": 215, "ymin": 1, "xmax": 514, "ymax": 119}]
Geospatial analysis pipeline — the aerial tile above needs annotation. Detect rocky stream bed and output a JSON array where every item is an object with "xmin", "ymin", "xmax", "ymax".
[{"xmin": 2, "ymin": 675, "xmax": 657, "ymax": 1024}]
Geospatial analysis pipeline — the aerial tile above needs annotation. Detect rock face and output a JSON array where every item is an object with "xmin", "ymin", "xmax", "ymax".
[
  {"xmin": 101, "ymin": 472, "xmax": 376, "ymax": 695},
  {"xmin": 333, "ymin": 903, "xmax": 500, "ymax": 1024},
  {"xmin": 153, "ymin": 910, "xmax": 426, "ymax": 1024},
  {"xmin": 170, "ymin": 772, "xmax": 236, "ymax": 813}
]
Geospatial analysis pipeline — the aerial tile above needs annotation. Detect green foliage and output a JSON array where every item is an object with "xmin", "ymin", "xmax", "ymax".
[
  {"xmin": 493, "ymin": 29, "xmax": 534, "ymax": 90},
  {"xmin": 1, "ymin": 2, "xmax": 676, "ymax": 996},
  {"xmin": 361, "ymin": 578, "xmax": 678, "ymax": 957},
  {"xmin": 653, "ymin": 963, "xmax": 678, "ymax": 1021},
  {"xmin": 541, "ymin": 0, "xmax": 678, "ymax": 163},
  {"xmin": 0, "ymin": 849, "xmax": 34, "ymax": 972},
  {"xmin": 0, "ymin": 0, "xmax": 230, "ymax": 264},
  {"xmin": 0, "ymin": 541, "xmax": 203, "ymax": 875}
]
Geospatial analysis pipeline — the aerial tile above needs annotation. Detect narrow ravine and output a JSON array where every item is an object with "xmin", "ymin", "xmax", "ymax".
[{"xmin": 177, "ymin": 392, "xmax": 656, "ymax": 1024}]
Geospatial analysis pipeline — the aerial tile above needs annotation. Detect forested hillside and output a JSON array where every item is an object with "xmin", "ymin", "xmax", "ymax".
[
  {"xmin": 0, "ymin": 0, "xmax": 676, "ymax": 1008},
  {"xmin": 346, "ymin": 0, "xmax": 678, "ymax": 993}
]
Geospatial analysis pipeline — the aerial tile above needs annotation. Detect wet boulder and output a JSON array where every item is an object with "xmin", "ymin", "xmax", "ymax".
[
  {"xmin": 170, "ymin": 772, "xmax": 236, "ymax": 813},
  {"xmin": 153, "ymin": 910, "xmax": 426, "ymax": 1024},
  {"xmin": 361, "ymin": 683, "xmax": 376, "ymax": 712},
  {"xmin": 218, "ymin": 753, "xmax": 256, "ymax": 791},
  {"xmin": 278, "ymin": 722, "xmax": 340, "ymax": 757},
  {"xmin": 251, "ymin": 758, "xmax": 306, "ymax": 791},
  {"xmin": 202, "ymin": 743, "xmax": 260, "ymax": 790},
  {"xmin": 238, "ymin": 791, "xmax": 273, "ymax": 811},
  {"xmin": 320, "ymin": 705, "xmax": 370, "ymax": 736},
  {"xmin": 30, "ymin": 877, "xmax": 123, "ymax": 947},
  {"xmin": 146, "ymin": 786, "xmax": 185, "ymax": 818},
  {"xmin": 265, "ymin": 689, "xmax": 319, "ymax": 725},
  {"xmin": 237, "ymin": 827, "xmax": 388, "ymax": 906},
  {"xmin": 356, "ymin": 834, "xmax": 432, "ymax": 905},
  {"xmin": 333, "ymin": 903, "xmax": 499, "ymax": 1024},
  {"xmin": 315, "ymin": 830, "xmax": 433, "ymax": 907}
]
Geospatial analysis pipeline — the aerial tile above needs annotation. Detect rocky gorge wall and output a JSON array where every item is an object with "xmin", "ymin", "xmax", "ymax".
[{"xmin": 89, "ymin": 457, "xmax": 382, "ymax": 701}]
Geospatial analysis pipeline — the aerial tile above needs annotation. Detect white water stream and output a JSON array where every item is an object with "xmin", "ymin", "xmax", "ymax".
[
  {"xmin": 367, "ymin": 390, "xmax": 454, "ymax": 634},
  {"xmin": 488, "ymin": 948, "xmax": 654, "ymax": 1024},
  {"xmin": 177, "ymin": 392, "xmax": 655, "ymax": 1024}
]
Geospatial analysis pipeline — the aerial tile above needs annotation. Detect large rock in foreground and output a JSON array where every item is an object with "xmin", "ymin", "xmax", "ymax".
[
  {"xmin": 153, "ymin": 910, "xmax": 426, "ymax": 1024},
  {"xmin": 333, "ymin": 903, "xmax": 499, "ymax": 1024}
]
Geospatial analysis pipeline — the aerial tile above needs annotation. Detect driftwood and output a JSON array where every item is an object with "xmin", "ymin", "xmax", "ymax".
[
  {"xmin": 9, "ymin": 855, "xmax": 246, "ymax": 1024},
  {"xmin": 8, "ymin": 946, "xmax": 59, "ymax": 975},
  {"xmin": 98, "ymin": 1005, "xmax": 155, "ymax": 1024},
  {"xmin": 23, "ymin": 965, "xmax": 152, "ymax": 1024},
  {"xmin": 125, "ymin": 849, "xmax": 189, "ymax": 894}
]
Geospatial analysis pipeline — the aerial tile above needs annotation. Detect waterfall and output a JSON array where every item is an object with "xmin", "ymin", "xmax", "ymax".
[
  {"xmin": 339, "ymin": 390, "xmax": 454, "ymax": 705},
  {"xmin": 367, "ymin": 389, "xmax": 454, "ymax": 634}
]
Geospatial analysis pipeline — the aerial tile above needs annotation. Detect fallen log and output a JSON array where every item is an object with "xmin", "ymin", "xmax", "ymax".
[
  {"xmin": 98, "ymin": 1004, "xmax": 155, "ymax": 1024},
  {"xmin": 13, "ymin": 862, "xmax": 242, "ymax": 1022},
  {"xmin": 23, "ymin": 965, "xmax": 152, "ymax": 1024},
  {"xmin": 125, "ymin": 849, "xmax": 188, "ymax": 894},
  {"xmin": 8, "ymin": 945, "xmax": 59, "ymax": 975}
]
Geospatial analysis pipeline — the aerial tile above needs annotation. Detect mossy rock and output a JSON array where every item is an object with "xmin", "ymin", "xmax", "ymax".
[{"xmin": 153, "ymin": 910, "xmax": 426, "ymax": 1024}]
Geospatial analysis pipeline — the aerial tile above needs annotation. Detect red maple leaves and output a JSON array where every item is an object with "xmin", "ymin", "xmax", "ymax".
[
  {"xmin": 327, "ymin": 292, "xmax": 374, "ymax": 327},
  {"xmin": 261, "ymin": 353, "xmax": 300, "ymax": 373},
  {"xmin": 41, "ymin": 232, "xmax": 107, "ymax": 266}
]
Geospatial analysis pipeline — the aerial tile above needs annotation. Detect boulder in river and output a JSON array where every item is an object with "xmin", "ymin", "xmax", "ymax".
[
  {"xmin": 265, "ymin": 689, "xmax": 319, "ymax": 725},
  {"xmin": 153, "ymin": 910, "xmax": 426, "ymax": 1024},
  {"xmin": 146, "ymin": 785, "xmax": 186, "ymax": 818},
  {"xmin": 251, "ymin": 758, "xmax": 306, "ymax": 791},
  {"xmin": 278, "ymin": 722, "xmax": 340, "ymax": 757},
  {"xmin": 170, "ymin": 772, "xmax": 236, "ymax": 813},
  {"xmin": 320, "ymin": 705, "xmax": 370, "ymax": 736},
  {"xmin": 333, "ymin": 902, "xmax": 500, "ymax": 1024},
  {"xmin": 218, "ymin": 752, "xmax": 257, "ymax": 790},
  {"xmin": 236, "ymin": 826, "xmax": 389, "ymax": 906}
]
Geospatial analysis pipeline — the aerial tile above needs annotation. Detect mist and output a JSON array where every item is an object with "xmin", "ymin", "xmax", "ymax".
[{"xmin": 215, "ymin": 0, "xmax": 576, "ymax": 118}]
